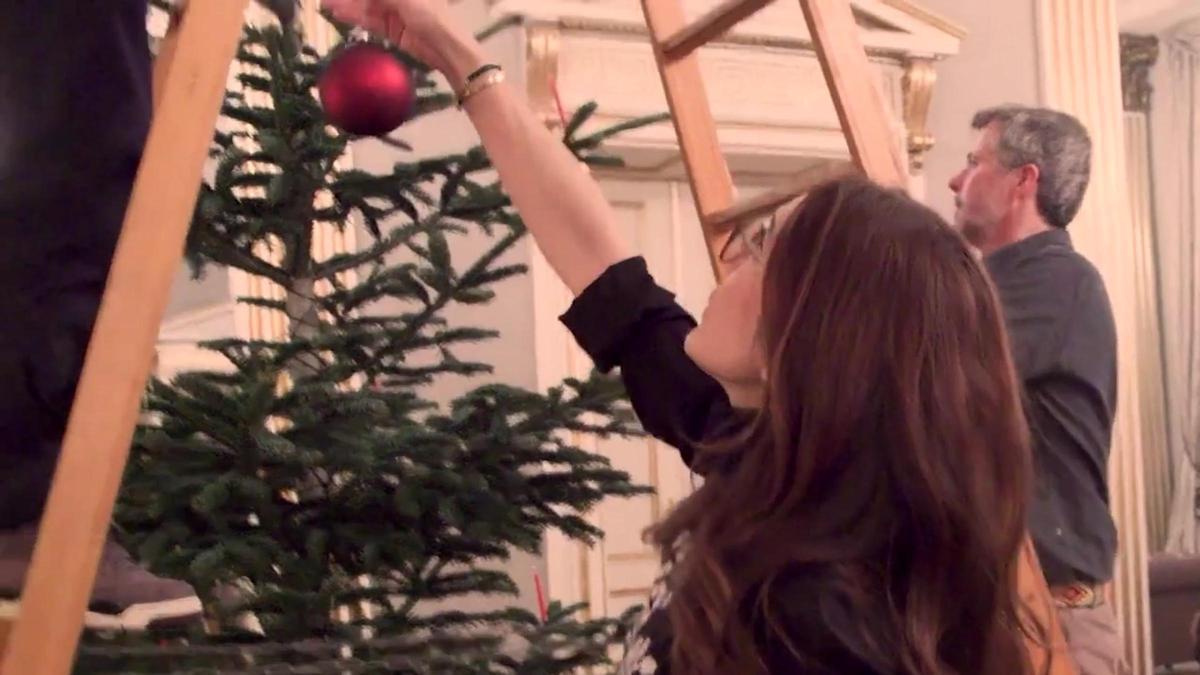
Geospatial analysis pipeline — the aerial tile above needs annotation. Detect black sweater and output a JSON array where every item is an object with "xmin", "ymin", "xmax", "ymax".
[{"xmin": 560, "ymin": 257, "xmax": 881, "ymax": 675}]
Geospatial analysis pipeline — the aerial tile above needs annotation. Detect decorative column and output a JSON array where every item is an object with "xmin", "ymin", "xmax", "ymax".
[
  {"xmin": 230, "ymin": 3, "xmax": 359, "ymax": 343},
  {"xmin": 1120, "ymin": 35, "xmax": 1172, "ymax": 554},
  {"xmin": 1036, "ymin": 3, "xmax": 1152, "ymax": 672}
]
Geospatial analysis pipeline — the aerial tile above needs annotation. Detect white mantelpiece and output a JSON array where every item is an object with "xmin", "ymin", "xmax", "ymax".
[{"xmin": 493, "ymin": 0, "xmax": 963, "ymax": 180}]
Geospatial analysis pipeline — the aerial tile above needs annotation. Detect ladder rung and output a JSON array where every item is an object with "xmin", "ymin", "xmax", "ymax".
[
  {"xmin": 660, "ymin": 0, "xmax": 774, "ymax": 61},
  {"xmin": 704, "ymin": 160, "xmax": 856, "ymax": 228}
]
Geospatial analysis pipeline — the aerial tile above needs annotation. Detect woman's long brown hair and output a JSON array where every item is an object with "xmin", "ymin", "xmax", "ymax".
[{"xmin": 648, "ymin": 177, "xmax": 1035, "ymax": 674}]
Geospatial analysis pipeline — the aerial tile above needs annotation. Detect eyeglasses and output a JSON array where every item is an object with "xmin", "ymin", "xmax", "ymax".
[{"xmin": 718, "ymin": 215, "xmax": 775, "ymax": 264}]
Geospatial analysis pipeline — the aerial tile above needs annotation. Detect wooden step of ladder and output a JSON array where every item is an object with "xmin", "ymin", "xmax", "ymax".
[
  {"xmin": 644, "ymin": 0, "xmax": 909, "ymax": 281},
  {"xmin": 640, "ymin": 1, "xmax": 1078, "ymax": 673},
  {"xmin": 0, "ymin": 2, "xmax": 249, "ymax": 673},
  {"xmin": 705, "ymin": 160, "xmax": 857, "ymax": 232},
  {"xmin": 660, "ymin": 0, "xmax": 773, "ymax": 59}
]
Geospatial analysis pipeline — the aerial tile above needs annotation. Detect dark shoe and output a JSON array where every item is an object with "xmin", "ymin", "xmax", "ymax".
[{"xmin": 0, "ymin": 523, "xmax": 201, "ymax": 631}]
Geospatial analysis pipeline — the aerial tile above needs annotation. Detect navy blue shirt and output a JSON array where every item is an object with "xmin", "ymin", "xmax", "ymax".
[{"xmin": 984, "ymin": 228, "xmax": 1118, "ymax": 586}]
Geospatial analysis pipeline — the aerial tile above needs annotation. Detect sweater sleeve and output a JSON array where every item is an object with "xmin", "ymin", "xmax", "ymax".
[{"xmin": 558, "ymin": 256, "xmax": 738, "ymax": 470}]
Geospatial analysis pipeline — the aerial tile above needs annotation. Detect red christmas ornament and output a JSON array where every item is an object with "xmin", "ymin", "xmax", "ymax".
[{"xmin": 318, "ymin": 42, "xmax": 415, "ymax": 136}]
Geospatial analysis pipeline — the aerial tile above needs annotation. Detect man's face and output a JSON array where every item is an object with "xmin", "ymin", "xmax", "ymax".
[{"xmin": 948, "ymin": 123, "xmax": 1020, "ymax": 250}]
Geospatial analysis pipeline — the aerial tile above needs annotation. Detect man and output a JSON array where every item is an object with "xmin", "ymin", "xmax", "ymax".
[
  {"xmin": 0, "ymin": 0, "xmax": 201, "ymax": 630},
  {"xmin": 949, "ymin": 105, "xmax": 1123, "ymax": 674}
]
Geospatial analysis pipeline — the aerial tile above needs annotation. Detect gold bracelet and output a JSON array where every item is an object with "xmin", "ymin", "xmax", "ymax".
[{"xmin": 457, "ymin": 68, "xmax": 505, "ymax": 108}]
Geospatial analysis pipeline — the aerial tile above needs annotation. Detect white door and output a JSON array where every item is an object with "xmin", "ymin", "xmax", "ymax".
[
  {"xmin": 580, "ymin": 178, "xmax": 701, "ymax": 620},
  {"xmin": 538, "ymin": 176, "xmax": 766, "ymax": 621}
]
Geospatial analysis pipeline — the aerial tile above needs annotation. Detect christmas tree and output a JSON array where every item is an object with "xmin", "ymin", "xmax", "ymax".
[{"xmin": 77, "ymin": 4, "xmax": 660, "ymax": 671}]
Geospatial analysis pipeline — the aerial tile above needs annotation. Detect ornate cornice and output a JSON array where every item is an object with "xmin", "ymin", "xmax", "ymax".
[
  {"xmin": 878, "ymin": 0, "xmax": 967, "ymax": 40},
  {"xmin": 1120, "ymin": 33, "xmax": 1159, "ymax": 113},
  {"xmin": 548, "ymin": 14, "xmax": 907, "ymax": 62}
]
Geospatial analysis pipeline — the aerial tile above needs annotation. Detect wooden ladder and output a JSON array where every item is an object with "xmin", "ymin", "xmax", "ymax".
[
  {"xmin": 640, "ymin": 0, "xmax": 1078, "ymax": 673},
  {"xmin": 0, "ymin": 2, "xmax": 249, "ymax": 673}
]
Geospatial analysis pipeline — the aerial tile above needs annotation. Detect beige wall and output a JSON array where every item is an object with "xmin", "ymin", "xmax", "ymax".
[
  {"xmin": 164, "ymin": 266, "xmax": 229, "ymax": 318},
  {"xmin": 917, "ymin": 0, "xmax": 1041, "ymax": 220}
]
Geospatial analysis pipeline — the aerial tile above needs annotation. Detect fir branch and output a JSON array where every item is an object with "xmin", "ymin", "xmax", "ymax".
[
  {"xmin": 376, "ymin": 135, "xmax": 413, "ymax": 152},
  {"xmin": 475, "ymin": 15, "xmax": 523, "ymax": 44},
  {"xmin": 568, "ymin": 111, "xmax": 672, "ymax": 150},
  {"xmin": 199, "ymin": 237, "xmax": 290, "ymax": 286}
]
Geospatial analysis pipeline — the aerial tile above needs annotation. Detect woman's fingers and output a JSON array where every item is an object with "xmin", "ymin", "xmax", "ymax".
[
  {"xmin": 322, "ymin": 0, "xmax": 472, "ymax": 78},
  {"xmin": 366, "ymin": 3, "xmax": 401, "ymax": 37},
  {"xmin": 322, "ymin": 0, "xmax": 365, "ymax": 25},
  {"xmin": 322, "ymin": 0, "xmax": 356, "ymax": 20},
  {"xmin": 323, "ymin": 0, "xmax": 379, "ymax": 31},
  {"xmin": 325, "ymin": 0, "xmax": 406, "ymax": 43}
]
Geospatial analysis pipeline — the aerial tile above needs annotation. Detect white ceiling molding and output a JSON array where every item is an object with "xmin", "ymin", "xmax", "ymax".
[
  {"xmin": 1118, "ymin": 0, "xmax": 1200, "ymax": 34},
  {"xmin": 1168, "ymin": 16, "xmax": 1200, "ymax": 47}
]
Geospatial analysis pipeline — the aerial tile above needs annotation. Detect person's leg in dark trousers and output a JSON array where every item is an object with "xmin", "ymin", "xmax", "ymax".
[{"xmin": 0, "ymin": 0, "xmax": 200, "ymax": 630}]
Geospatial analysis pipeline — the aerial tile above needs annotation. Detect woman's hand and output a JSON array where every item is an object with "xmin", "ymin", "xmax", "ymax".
[{"xmin": 322, "ymin": 0, "xmax": 485, "ymax": 88}]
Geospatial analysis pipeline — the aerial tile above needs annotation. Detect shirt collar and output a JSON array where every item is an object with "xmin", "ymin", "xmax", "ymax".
[{"xmin": 984, "ymin": 228, "xmax": 1072, "ymax": 273}]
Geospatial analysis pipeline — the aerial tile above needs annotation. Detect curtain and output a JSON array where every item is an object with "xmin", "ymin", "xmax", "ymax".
[
  {"xmin": 1126, "ymin": 110, "xmax": 1173, "ymax": 551},
  {"xmin": 1151, "ymin": 20, "xmax": 1200, "ymax": 555}
]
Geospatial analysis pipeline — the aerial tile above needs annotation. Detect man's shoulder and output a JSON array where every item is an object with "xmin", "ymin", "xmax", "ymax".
[
  {"xmin": 1051, "ymin": 246, "xmax": 1113, "ymax": 311},
  {"xmin": 1015, "ymin": 240, "xmax": 1110, "ymax": 303},
  {"xmin": 1027, "ymin": 243, "xmax": 1117, "ymax": 349},
  {"xmin": 1018, "ymin": 233, "xmax": 1093, "ymax": 272},
  {"xmin": 993, "ymin": 238, "xmax": 1115, "ymax": 358}
]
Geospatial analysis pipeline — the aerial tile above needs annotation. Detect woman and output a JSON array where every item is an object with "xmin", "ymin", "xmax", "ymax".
[{"xmin": 325, "ymin": 2, "xmax": 1037, "ymax": 673}]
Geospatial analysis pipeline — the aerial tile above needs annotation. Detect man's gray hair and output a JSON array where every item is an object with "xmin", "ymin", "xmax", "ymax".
[{"xmin": 972, "ymin": 106, "xmax": 1092, "ymax": 229}]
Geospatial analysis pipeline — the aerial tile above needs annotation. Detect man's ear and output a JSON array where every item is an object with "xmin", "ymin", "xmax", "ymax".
[{"xmin": 1015, "ymin": 163, "xmax": 1041, "ymax": 198}]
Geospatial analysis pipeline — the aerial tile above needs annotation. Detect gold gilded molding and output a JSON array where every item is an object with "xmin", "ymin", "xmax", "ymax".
[
  {"xmin": 526, "ymin": 22, "xmax": 564, "ymax": 130},
  {"xmin": 901, "ymin": 57, "xmax": 937, "ymax": 173},
  {"xmin": 1120, "ymin": 33, "xmax": 1159, "ymax": 113}
]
